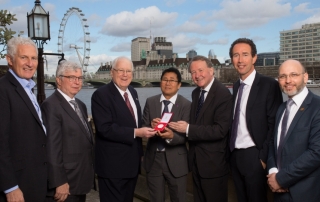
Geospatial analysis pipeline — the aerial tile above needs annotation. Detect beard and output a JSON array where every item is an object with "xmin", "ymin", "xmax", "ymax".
[{"xmin": 281, "ymin": 83, "xmax": 305, "ymax": 97}]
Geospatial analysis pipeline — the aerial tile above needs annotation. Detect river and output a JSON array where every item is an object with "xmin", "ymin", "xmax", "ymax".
[{"xmin": 42, "ymin": 86, "xmax": 320, "ymax": 115}]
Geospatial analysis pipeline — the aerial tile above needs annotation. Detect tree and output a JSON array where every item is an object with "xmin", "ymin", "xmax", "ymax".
[{"xmin": 0, "ymin": 10, "xmax": 17, "ymax": 59}]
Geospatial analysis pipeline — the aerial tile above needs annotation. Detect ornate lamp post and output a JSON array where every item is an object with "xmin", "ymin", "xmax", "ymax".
[{"xmin": 27, "ymin": 0, "xmax": 50, "ymax": 103}]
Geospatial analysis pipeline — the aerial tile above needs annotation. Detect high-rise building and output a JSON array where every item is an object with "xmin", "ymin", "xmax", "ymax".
[
  {"xmin": 152, "ymin": 37, "xmax": 173, "ymax": 59},
  {"xmin": 256, "ymin": 52, "xmax": 280, "ymax": 66},
  {"xmin": 187, "ymin": 49, "xmax": 197, "ymax": 59},
  {"xmin": 131, "ymin": 37, "xmax": 151, "ymax": 62},
  {"xmin": 280, "ymin": 23, "xmax": 320, "ymax": 64}
]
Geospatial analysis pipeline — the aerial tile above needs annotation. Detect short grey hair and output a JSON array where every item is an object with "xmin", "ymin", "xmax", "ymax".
[
  {"xmin": 56, "ymin": 60, "xmax": 82, "ymax": 77},
  {"xmin": 6, "ymin": 37, "xmax": 38, "ymax": 59},
  {"xmin": 112, "ymin": 56, "xmax": 134, "ymax": 71},
  {"xmin": 188, "ymin": 55, "xmax": 213, "ymax": 72}
]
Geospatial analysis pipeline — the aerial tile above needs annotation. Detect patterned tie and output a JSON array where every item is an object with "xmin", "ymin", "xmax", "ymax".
[
  {"xmin": 124, "ymin": 92, "xmax": 136, "ymax": 123},
  {"xmin": 69, "ymin": 100, "xmax": 92, "ymax": 142},
  {"xmin": 195, "ymin": 89, "xmax": 206, "ymax": 120},
  {"xmin": 277, "ymin": 98, "xmax": 294, "ymax": 169},
  {"xmin": 157, "ymin": 100, "xmax": 171, "ymax": 151},
  {"xmin": 230, "ymin": 83, "xmax": 245, "ymax": 152}
]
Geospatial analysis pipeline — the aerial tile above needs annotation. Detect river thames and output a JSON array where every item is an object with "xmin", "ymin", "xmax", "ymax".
[{"xmin": 42, "ymin": 86, "xmax": 320, "ymax": 115}]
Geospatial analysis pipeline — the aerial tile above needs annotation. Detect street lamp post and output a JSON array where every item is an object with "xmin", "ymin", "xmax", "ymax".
[{"xmin": 27, "ymin": 0, "xmax": 50, "ymax": 104}]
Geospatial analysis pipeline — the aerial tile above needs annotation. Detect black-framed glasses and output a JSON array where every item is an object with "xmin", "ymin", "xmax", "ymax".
[
  {"xmin": 113, "ymin": 68, "xmax": 133, "ymax": 75},
  {"xmin": 60, "ymin": 75, "xmax": 84, "ymax": 82},
  {"xmin": 278, "ymin": 72, "xmax": 305, "ymax": 81},
  {"xmin": 161, "ymin": 79, "xmax": 179, "ymax": 84}
]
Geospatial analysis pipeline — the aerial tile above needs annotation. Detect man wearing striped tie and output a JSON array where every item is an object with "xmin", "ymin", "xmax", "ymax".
[{"xmin": 169, "ymin": 56, "xmax": 232, "ymax": 202}]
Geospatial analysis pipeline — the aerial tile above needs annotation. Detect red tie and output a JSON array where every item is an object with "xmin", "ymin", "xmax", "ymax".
[{"xmin": 124, "ymin": 92, "xmax": 136, "ymax": 122}]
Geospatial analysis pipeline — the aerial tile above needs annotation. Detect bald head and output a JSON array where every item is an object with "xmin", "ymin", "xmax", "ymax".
[{"xmin": 278, "ymin": 59, "xmax": 308, "ymax": 98}]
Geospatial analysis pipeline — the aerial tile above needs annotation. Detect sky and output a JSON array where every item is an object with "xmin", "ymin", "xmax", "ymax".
[{"xmin": 1, "ymin": 0, "xmax": 320, "ymax": 75}]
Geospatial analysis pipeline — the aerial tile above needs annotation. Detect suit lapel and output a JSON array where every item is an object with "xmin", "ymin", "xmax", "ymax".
[
  {"xmin": 129, "ymin": 86, "xmax": 141, "ymax": 127},
  {"xmin": 274, "ymin": 103, "xmax": 286, "ymax": 155},
  {"xmin": 171, "ymin": 95, "xmax": 182, "ymax": 121},
  {"xmin": 196, "ymin": 79, "xmax": 217, "ymax": 122},
  {"xmin": 191, "ymin": 87, "xmax": 201, "ymax": 123},
  {"xmin": 7, "ymin": 72, "xmax": 44, "ymax": 132},
  {"xmin": 155, "ymin": 95, "xmax": 162, "ymax": 117},
  {"xmin": 246, "ymin": 73, "xmax": 260, "ymax": 126}
]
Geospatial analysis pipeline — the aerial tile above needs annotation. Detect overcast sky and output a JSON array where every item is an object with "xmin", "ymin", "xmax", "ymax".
[{"xmin": 1, "ymin": 0, "xmax": 320, "ymax": 75}]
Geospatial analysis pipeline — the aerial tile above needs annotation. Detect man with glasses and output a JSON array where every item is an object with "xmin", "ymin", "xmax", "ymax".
[
  {"xmin": 169, "ymin": 56, "xmax": 232, "ymax": 202},
  {"xmin": 91, "ymin": 56, "xmax": 156, "ymax": 202},
  {"xmin": 142, "ymin": 67, "xmax": 191, "ymax": 202},
  {"xmin": 267, "ymin": 59, "xmax": 320, "ymax": 202},
  {"xmin": 228, "ymin": 38, "xmax": 283, "ymax": 202},
  {"xmin": 41, "ymin": 60, "xmax": 94, "ymax": 202}
]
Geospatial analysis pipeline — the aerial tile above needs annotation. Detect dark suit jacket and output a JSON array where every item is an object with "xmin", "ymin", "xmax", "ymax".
[
  {"xmin": 233, "ymin": 73, "xmax": 283, "ymax": 162},
  {"xmin": 41, "ymin": 90, "xmax": 94, "ymax": 196},
  {"xmin": 91, "ymin": 82, "xmax": 143, "ymax": 178},
  {"xmin": 142, "ymin": 94, "xmax": 191, "ymax": 177},
  {"xmin": 188, "ymin": 78, "xmax": 232, "ymax": 178},
  {"xmin": 0, "ymin": 72, "xmax": 47, "ymax": 201},
  {"xmin": 267, "ymin": 91, "xmax": 320, "ymax": 202}
]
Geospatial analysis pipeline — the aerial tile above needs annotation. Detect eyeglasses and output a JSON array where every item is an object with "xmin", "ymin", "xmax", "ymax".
[
  {"xmin": 278, "ymin": 73, "xmax": 304, "ymax": 81},
  {"xmin": 161, "ymin": 79, "xmax": 179, "ymax": 84},
  {"xmin": 113, "ymin": 68, "xmax": 133, "ymax": 75},
  {"xmin": 60, "ymin": 75, "xmax": 84, "ymax": 82}
]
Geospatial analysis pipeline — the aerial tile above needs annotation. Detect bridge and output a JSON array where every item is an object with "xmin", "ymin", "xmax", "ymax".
[{"xmin": 44, "ymin": 79, "xmax": 194, "ymax": 88}]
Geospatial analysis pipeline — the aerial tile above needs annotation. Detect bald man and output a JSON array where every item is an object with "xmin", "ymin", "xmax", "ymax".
[{"xmin": 267, "ymin": 59, "xmax": 320, "ymax": 202}]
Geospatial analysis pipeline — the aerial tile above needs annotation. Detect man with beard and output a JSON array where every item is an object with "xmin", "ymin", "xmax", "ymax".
[{"xmin": 267, "ymin": 59, "xmax": 320, "ymax": 201}]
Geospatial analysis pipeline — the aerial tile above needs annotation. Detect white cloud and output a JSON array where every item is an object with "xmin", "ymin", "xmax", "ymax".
[
  {"xmin": 110, "ymin": 42, "xmax": 131, "ymax": 52},
  {"xmin": 87, "ymin": 13, "xmax": 103, "ymax": 27},
  {"xmin": 178, "ymin": 21, "xmax": 216, "ymax": 34},
  {"xmin": 189, "ymin": 11, "xmax": 208, "ymax": 21},
  {"xmin": 292, "ymin": 13, "xmax": 320, "ymax": 29},
  {"xmin": 211, "ymin": 0, "xmax": 291, "ymax": 30},
  {"xmin": 208, "ymin": 38, "xmax": 229, "ymax": 45},
  {"xmin": 100, "ymin": 6, "xmax": 178, "ymax": 37},
  {"xmin": 293, "ymin": 3, "xmax": 314, "ymax": 14},
  {"xmin": 167, "ymin": 34, "xmax": 200, "ymax": 54}
]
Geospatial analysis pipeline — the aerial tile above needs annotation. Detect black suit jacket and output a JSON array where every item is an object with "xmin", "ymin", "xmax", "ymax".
[
  {"xmin": 41, "ymin": 90, "xmax": 94, "ymax": 195},
  {"xmin": 233, "ymin": 73, "xmax": 283, "ymax": 162},
  {"xmin": 142, "ymin": 94, "xmax": 191, "ymax": 177},
  {"xmin": 267, "ymin": 91, "xmax": 320, "ymax": 201},
  {"xmin": 91, "ymin": 82, "xmax": 143, "ymax": 178},
  {"xmin": 0, "ymin": 72, "xmax": 47, "ymax": 201},
  {"xmin": 188, "ymin": 78, "xmax": 232, "ymax": 178}
]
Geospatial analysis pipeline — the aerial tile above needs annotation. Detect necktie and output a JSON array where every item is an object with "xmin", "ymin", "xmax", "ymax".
[
  {"xmin": 277, "ymin": 98, "xmax": 294, "ymax": 169},
  {"xmin": 158, "ymin": 100, "xmax": 171, "ymax": 151},
  {"xmin": 230, "ymin": 83, "xmax": 245, "ymax": 152},
  {"xmin": 195, "ymin": 89, "xmax": 206, "ymax": 120},
  {"xmin": 124, "ymin": 92, "xmax": 136, "ymax": 123},
  {"xmin": 69, "ymin": 100, "xmax": 92, "ymax": 142}
]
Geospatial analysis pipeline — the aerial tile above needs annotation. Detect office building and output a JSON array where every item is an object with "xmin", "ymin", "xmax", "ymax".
[{"xmin": 131, "ymin": 37, "xmax": 151, "ymax": 62}]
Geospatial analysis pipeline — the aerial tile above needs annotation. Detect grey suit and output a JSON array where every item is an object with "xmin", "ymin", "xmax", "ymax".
[
  {"xmin": 41, "ymin": 90, "xmax": 94, "ymax": 198},
  {"xmin": 143, "ymin": 94, "xmax": 191, "ymax": 202}
]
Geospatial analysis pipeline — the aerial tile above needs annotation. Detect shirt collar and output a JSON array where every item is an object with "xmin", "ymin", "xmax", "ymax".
[
  {"xmin": 291, "ymin": 86, "xmax": 309, "ymax": 107},
  {"xmin": 9, "ymin": 68, "xmax": 35, "ymax": 89},
  {"xmin": 160, "ymin": 93, "xmax": 178, "ymax": 104},
  {"xmin": 202, "ymin": 77, "xmax": 215, "ymax": 92},
  {"xmin": 57, "ymin": 88, "xmax": 74, "ymax": 102},
  {"xmin": 113, "ymin": 81, "xmax": 130, "ymax": 96},
  {"xmin": 240, "ymin": 69, "xmax": 256, "ymax": 86}
]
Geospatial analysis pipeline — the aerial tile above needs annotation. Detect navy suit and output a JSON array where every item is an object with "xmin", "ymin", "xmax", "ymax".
[
  {"xmin": 0, "ymin": 72, "xmax": 47, "ymax": 201},
  {"xmin": 91, "ymin": 82, "xmax": 143, "ymax": 201},
  {"xmin": 268, "ymin": 91, "xmax": 320, "ymax": 202}
]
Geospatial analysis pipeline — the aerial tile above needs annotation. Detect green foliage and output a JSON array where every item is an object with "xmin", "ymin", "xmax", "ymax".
[{"xmin": 0, "ymin": 10, "xmax": 17, "ymax": 59}]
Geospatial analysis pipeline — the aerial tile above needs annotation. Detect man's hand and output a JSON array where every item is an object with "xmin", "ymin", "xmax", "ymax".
[
  {"xmin": 135, "ymin": 127, "xmax": 157, "ymax": 138},
  {"xmin": 6, "ymin": 188, "xmax": 24, "ymax": 202},
  {"xmin": 267, "ymin": 173, "xmax": 288, "ymax": 193},
  {"xmin": 168, "ymin": 121, "xmax": 188, "ymax": 133},
  {"xmin": 260, "ymin": 159, "xmax": 266, "ymax": 169},
  {"xmin": 151, "ymin": 118, "xmax": 161, "ymax": 128},
  {"xmin": 54, "ymin": 183, "xmax": 70, "ymax": 202},
  {"xmin": 157, "ymin": 127, "xmax": 174, "ymax": 139}
]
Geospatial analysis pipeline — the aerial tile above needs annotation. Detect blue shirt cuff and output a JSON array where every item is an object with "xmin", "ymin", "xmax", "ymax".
[{"xmin": 4, "ymin": 185, "xmax": 18, "ymax": 194}]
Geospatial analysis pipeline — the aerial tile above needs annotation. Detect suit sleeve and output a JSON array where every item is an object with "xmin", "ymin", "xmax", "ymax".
[
  {"xmin": 0, "ymin": 87, "xmax": 18, "ymax": 191},
  {"xmin": 188, "ymin": 87, "xmax": 232, "ymax": 141},
  {"xmin": 276, "ymin": 108, "xmax": 320, "ymax": 188},
  {"xmin": 91, "ymin": 88, "xmax": 135, "ymax": 145},
  {"xmin": 142, "ymin": 97, "xmax": 152, "ymax": 128},
  {"xmin": 260, "ymin": 80, "xmax": 283, "ymax": 163},
  {"xmin": 41, "ymin": 101, "xmax": 68, "ymax": 189}
]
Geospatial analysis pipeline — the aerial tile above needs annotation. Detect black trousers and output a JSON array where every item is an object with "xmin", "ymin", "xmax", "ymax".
[
  {"xmin": 98, "ymin": 176, "xmax": 138, "ymax": 202},
  {"xmin": 46, "ymin": 195, "xmax": 86, "ymax": 202},
  {"xmin": 230, "ymin": 146, "xmax": 268, "ymax": 202}
]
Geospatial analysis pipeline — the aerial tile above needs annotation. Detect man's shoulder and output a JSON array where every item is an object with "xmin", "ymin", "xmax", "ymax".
[
  {"xmin": 146, "ymin": 94, "xmax": 161, "ymax": 101},
  {"xmin": 257, "ymin": 73, "xmax": 278, "ymax": 85},
  {"xmin": 177, "ymin": 94, "xmax": 191, "ymax": 104}
]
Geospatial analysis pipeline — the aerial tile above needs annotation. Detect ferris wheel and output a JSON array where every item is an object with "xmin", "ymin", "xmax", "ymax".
[{"xmin": 57, "ymin": 7, "xmax": 91, "ymax": 73}]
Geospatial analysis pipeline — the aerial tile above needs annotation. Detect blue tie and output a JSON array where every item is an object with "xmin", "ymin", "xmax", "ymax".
[
  {"xmin": 157, "ymin": 100, "xmax": 170, "ymax": 151},
  {"xmin": 277, "ymin": 99, "xmax": 294, "ymax": 169},
  {"xmin": 230, "ymin": 83, "xmax": 245, "ymax": 152},
  {"xmin": 195, "ymin": 90, "xmax": 206, "ymax": 120}
]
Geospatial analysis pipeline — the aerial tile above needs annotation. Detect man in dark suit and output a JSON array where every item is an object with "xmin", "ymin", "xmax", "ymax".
[
  {"xmin": 267, "ymin": 59, "xmax": 320, "ymax": 201},
  {"xmin": 91, "ymin": 56, "xmax": 156, "ymax": 202},
  {"xmin": 41, "ymin": 61, "xmax": 94, "ymax": 202},
  {"xmin": 143, "ymin": 67, "xmax": 191, "ymax": 202},
  {"xmin": 229, "ymin": 38, "xmax": 283, "ymax": 202},
  {"xmin": 0, "ymin": 37, "xmax": 47, "ymax": 201},
  {"xmin": 169, "ymin": 55, "xmax": 232, "ymax": 202}
]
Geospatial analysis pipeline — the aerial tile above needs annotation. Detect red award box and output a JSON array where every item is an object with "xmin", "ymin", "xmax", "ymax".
[{"xmin": 155, "ymin": 112, "xmax": 173, "ymax": 131}]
